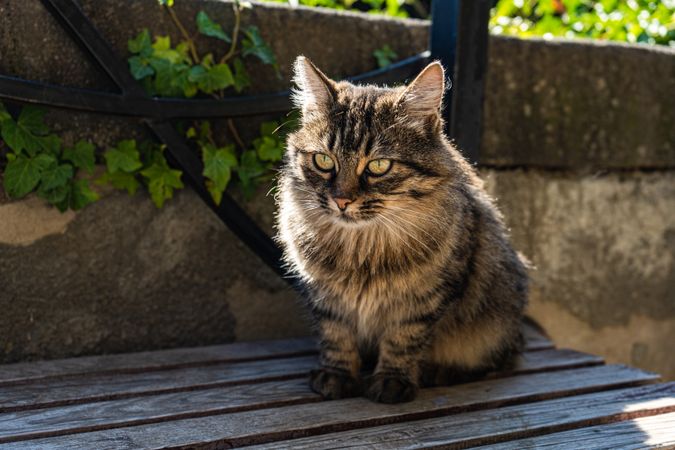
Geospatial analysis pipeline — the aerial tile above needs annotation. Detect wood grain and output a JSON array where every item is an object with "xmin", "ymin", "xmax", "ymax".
[
  {"xmin": 0, "ymin": 348, "xmax": 601, "ymax": 442},
  {"xmin": 0, "ymin": 322, "xmax": 551, "ymax": 388},
  {"xmin": 245, "ymin": 383, "xmax": 675, "ymax": 449},
  {"xmin": 0, "ymin": 337, "xmax": 317, "ymax": 386},
  {"xmin": 480, "ymin": 411, "xmax": 675, "ymax": 450},
  {"xmin": 0, "ymin": 347, "xmax": 596, "ymax": 414},
  {"xmin": 0, "ymin": 356, "xmax": 317, "ymax": 413},
  {"xmin": 3, "ymin": 365, "xmax": 658, "ymax": 449}
]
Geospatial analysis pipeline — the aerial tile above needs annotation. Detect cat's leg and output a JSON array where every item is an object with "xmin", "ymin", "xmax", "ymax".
[
  {"xmin": 421, "ymin": 315, "xmax": 523, "ymax": 387},
  {"xmin": 310, "ymin": 317, "xmax": 362, "ymax": 399},
  {"xmin": 364, "ymin": 322, "xmax": 429, "ymax": 403}
]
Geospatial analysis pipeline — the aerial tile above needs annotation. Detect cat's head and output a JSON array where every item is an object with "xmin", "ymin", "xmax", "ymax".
[{"xmin": 283, "ymin": 56, "xmax": 457, "ymax": 225}]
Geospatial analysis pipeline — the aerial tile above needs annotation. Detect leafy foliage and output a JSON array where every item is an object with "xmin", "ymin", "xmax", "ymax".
[
  {"xmin": 373, "ymin": 44, "xmax": 398, "ymax": 68},
  {"xmin": 491, "ymin": 0, "xmax": 675, "ymax": 46},
  {"xmin": 0, "ymin": 104, "xmax": 99, "ymax": 211},
  {"xmin": 128, "ymin": 2, "xmax": 288, "ymax": 203},
  {"xmin": 263, "ymin": 0, "xmax": 428, "ymax": 18},
  {"xmin": 0, "ymin": 1, "xmax": 293, "ymax": 212}
]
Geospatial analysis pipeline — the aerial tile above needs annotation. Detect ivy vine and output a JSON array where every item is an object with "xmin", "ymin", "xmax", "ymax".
[{"xmin": 0, "ymin": 0, "xmax": 291, "ymax": 211}]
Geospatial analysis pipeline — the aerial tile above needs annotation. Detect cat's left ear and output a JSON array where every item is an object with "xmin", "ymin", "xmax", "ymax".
[{"xmin": 396, "ymin": 61, "xmax": 445, "ymax": 118}]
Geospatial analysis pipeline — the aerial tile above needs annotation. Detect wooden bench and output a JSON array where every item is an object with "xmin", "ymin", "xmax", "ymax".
[{"xmin": 1, "ymin": 322, "xmax": 674, "ymax": 449}]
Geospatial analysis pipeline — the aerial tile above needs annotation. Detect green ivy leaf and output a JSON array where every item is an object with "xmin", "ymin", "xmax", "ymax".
[
  {"xmin": 232, "ymin": 58, "xmax": 251, "ymax": 93},
  {"xmin": 69, "ymin": 179, "xmax": 100, "ymax": 211},
  {"xmin": 260, "ymin": 121, "xmax": 278, "ymax": 137},
  {"xmin": 63, "ymin": 140, "xmax": 96, "ymax": 174},
  {"xmin": 256, "ymin": 136, "xmax": 283, "ymax": 162},
  {"xmin": 373, "ymin": 44, "xmax": 398, "ymax": 69},
  {"xmin": 97, "ymin": 171, "xmax": 140, "ymax": 195},
  {"xmin": 3, "ymin": 153, "xmax": 56, "ymax": 198},
  {"xmin": 202, "ymin": 143, "xmax": 237, "ymax": 205},
  {"xmin": 0, "ymin": 106, "xmax": 51, "ymax": 156},
  {"xmin": 196, "ymin": 11, "xmax": 231, "ymax": 42},
  {"xmin": 188, "ymin": 63, "xmax": 234, "ymax": 93},
  {"xmin": 38, "ymin": 183, "xmax": 70, "ymax": 205},
  {"xmin": 242, "ymin": 26, "xmax": 279, "ymax": 75},
  {"xmin": 128, "ymin": 29, "xmax": 153, "ymax": 57},
  {"xmin": 38, "ymin": 135, "xmax": 62, "ymax": 156},
  {"xmin": 237, "ymin": 149, "xmax": 266, "ymax": 199},
  {"xmin": 129, "ymin": 55, "xmax": 155, "ymax": 80},
  {"xmin": 39, "ymin": 163, "xmax": 73, "ymax": 191},
  {"xmin": 152, "ymin": 36, "xmax": 184, "ymax": 63},
  {"xmin": 104, "ymin": 140, "xmax": 142, "ymax": 173},
  {"xmin": 150, "ymin": 58, "xmax": 193, "ymax": 97},
  {"xmin": 0, "ymin": 101, "xmax": 10, "ymax": 122},
  {"xmin": 141, "ymin": 162, "xmax": 184, "ymax": 208}
]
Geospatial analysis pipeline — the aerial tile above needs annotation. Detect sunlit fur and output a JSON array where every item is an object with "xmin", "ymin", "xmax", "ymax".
[{"xmin": 275, "ymin": 57, "xmax": 528, "ymax": 404}]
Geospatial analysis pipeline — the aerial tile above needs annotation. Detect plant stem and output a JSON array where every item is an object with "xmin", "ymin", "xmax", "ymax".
[
  {"xmin": 227, "ymin": 119, "xmax": 246, "ymax": 151},
  {"xmin": 220, "ymin": 3, "xmax": 242, "ymax": 64},
  {"xmin": 165, "ymin": 6, "xmax": 200, "ymax": 63}
]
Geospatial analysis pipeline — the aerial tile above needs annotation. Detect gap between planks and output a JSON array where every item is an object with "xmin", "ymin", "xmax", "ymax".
[
  {"xmin": 245, "ymin": 382, "xmax": 675, "ymax": 450},
  {"xmin": 0, "ymin": 366, "xmax": 654, "ymax": 445},
  {"xmin": 0, "ymin": 348, "xmax": 597, "ymax": 414},
  {"xmin": 0, "ymin": 364, "xmax": 660, "ymax": 449},
  {"xmin": 475, "ymin": 410, "xmax": 675, "ymax": 450},
  {"xmin": 0, "ymin": 321, "xmax": 554, "ymax": 388}
]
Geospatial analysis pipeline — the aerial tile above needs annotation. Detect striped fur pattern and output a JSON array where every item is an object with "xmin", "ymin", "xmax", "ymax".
[{"xmin": 275, "ymin": 57, "xmax": 528, "ymax": 403}]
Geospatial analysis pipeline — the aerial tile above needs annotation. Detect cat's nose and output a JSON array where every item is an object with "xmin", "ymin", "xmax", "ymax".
[{"xmin": 333, "ymin": 197, "xmax": 353, "ymax": 211}]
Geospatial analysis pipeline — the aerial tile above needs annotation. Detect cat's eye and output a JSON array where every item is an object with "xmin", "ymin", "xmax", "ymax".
[
  {"xmin": 367, "ymin": 159, "xmax": 392, "ymax": 176},
  {"xmin": 313, "ymin": 153, "xmax": 335, "ymax": 172}
]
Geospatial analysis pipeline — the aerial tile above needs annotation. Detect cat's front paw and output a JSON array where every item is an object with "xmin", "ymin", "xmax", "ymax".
[
  {"xmin": 310, "ymin": 368, "xmax": 361, "ymax": 400},
  {"xmin": 365, "ymin": 373, "xmax": 418, "ymax": 404}
]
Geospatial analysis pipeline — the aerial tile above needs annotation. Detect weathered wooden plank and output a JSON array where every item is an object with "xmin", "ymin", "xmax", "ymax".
[
  {"xmin": 0, "ymin": 347, "xmax": 597, "ymax": 414},
  {"xmin": 0, "ymin": 379, "xmax": 319, "ymax": 444},
  {"xmin": 0, "ymin": 356, "xmax": 316, "ymax": 413},
  {"xmin": 246, "ymin": 382, "xmax": 675, "ymax": 449},
  {"xmin": 3, "ymin": 365, "xmax": 658, "ymax": 449},
  {"xmin": 0, "ymin": 321, "xmax": 551, "ymax": 388},
  {"xmin": 480, "ymin": 410, "xmax": 675, "ymax": 450},
  {"xmin": 0, "ymin": 337, "xmax": 317, "ymax": 386},
  {"xmin": 522, "ymin": 319, "xmax": 554, "ymax": 351},
  {"xmin": 0, "ymin": 348, "xmax": 601, "ymax": 442}
]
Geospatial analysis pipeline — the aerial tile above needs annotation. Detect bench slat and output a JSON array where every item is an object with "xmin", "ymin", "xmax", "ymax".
[
  {"xmin": 0, "ymin": 337, "xmax": 317, "ymax": 386},
  {"xmin": 2, "ymin": 365, "xmax": 657, "ymax": 449},
  {"xmin": 479, "ymin": 411, "xmax": 675, "ymax": 450},
  {"xmin": 0, "ymin": 322, "xmax": 554, "ymax": 387},
  {"xmin": 0, "ymin": 348, "xmax": 597, "ymax": 414},
  {"xmin": 0, "ymin": 348, "xmax": 601, "ymax": 442},
  {"xmin": 245, "ymin": 382, "xmax": 675, "ymax": 449}
]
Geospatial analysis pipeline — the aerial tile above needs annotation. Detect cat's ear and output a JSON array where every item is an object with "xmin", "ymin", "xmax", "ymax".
[
  {"xmin": 396, "ymin": 61, "xmax": 445, "ymax": 118},
  {"xmin": 292, "ymin": 56, "xmax": 336, "ymax": 118}
]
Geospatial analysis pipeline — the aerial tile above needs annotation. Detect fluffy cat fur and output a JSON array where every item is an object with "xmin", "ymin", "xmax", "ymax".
[{"xmin": 275, "ymin": 56, "xmax": 528, "ymax": 404}]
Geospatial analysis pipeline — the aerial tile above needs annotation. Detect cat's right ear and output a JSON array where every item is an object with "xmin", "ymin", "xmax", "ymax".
[{"xmin": 292, "ymin": 56, "xmax": 336, "ymax": 118}]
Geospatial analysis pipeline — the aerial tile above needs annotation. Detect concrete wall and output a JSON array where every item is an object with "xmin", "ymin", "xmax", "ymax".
[{"xmin": 1, "ymin": 1, "xmax": 673, "ymax": 378}]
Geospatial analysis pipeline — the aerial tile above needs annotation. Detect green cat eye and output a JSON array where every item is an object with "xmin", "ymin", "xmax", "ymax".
[
  {"xmin": 367, "ymin": 159, "xmax": 392, "ymax": 176},
  {"xmin": 313, "ymin": 153, "xmax": 335, "ymax": 172}
]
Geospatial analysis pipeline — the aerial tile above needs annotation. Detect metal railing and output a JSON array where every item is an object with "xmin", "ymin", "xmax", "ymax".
[{"xmin": 0, "ymin": 0, "xmax": 490, "ymax": 283}]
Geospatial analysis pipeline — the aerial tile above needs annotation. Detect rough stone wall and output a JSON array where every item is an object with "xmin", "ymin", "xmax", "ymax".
[
  {"xmin": 483, "ymin": 170, "xmax": 675, "ymax": 378},
  {"xmin": 1, "ymin": 0, "xmax": 674, "ymax": 379}
]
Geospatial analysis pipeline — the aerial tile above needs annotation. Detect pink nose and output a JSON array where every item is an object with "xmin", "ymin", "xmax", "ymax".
[{"xmin": 334, "ymin": 197, "xmax": 353, "ymax": 211}]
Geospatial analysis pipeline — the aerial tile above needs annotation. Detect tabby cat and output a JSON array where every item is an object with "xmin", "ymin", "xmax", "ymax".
[{"xmin": 275, "ymin": 56, "xmax": 528, "ymax": 404}]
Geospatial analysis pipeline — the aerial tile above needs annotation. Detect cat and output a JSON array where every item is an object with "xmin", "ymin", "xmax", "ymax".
[{"xmin": 275, "ymin": 56, "xmax": 528, "ymax": 404}]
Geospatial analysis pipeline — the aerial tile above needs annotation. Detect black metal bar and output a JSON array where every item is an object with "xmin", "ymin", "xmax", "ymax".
[
  {"xmin": 149, "ymin": 121, "xmax": 287, "ymax": 277},
  {"xmin": 38, "ymin": 0, "xmax": 290, "ymax": 280},
  {"xmin": 0, "ymin": 52, "xmax": 430, "ymax": 119},
  {"xmin": 449, "ymin": 0, "xmax": 491, "ymax": 164},
  {"xmin": 430, "ymin": 0, "xmax": 460, "ymax": 133},
  {"xmin": 39, "ymin": 0, "xmax": 145, "ymax": 97},
  {"xmin": 0, "ymin": 0, "xmax": 459, "ymax": 286}
]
